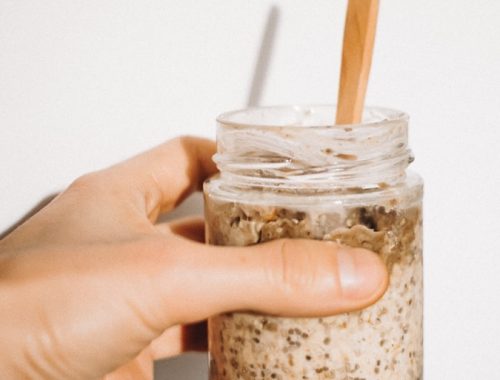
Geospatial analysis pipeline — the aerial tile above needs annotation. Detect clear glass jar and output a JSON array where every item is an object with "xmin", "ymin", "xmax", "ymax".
[{"xmin": 204, "ymin": 105, "xmax": 423, "ymax": 380}]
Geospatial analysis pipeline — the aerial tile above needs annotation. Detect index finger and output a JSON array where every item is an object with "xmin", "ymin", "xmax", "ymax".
[{"xmin": 103, "ymin": 136, "xmax": 217, "ymax": 219}]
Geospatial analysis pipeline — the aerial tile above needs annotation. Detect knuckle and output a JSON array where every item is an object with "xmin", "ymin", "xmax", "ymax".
[
  {"xmin": 68, "ymin": 172, "xmax": 102, "ymax": 192},
  {"xmin": 173, "ymin": 135, "xmax": 194, "ymax": 148},
  {"xmin": 273, "ymin": 240, "xmax": 315, "ymax": 296},
  {"xmin": 270, "ymin": 240, "xmax": 341, "ymax": 300}
]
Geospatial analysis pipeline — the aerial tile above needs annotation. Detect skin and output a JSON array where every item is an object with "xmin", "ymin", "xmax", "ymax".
[{"xmin": 0, "ymin": 136, "xmax": 388, "ymax": 380}]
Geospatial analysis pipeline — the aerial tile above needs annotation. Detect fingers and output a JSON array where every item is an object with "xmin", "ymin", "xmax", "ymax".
[
  {"xmin": 156, "ymin": 217, "xmax": 205, "ymax": 243},
  {"xmin": 87, "ymin": 137, "xmax": 217, "ymax": 221},
  {"xmin": 104, "ymin": 326, "xmax": 182, "ymax": 380},
  {"xmin": 159, "ymin": 235, "xmax": 389, "ymax": 325},
  {"xmin": 103, "ymin": 322, "xmax": 207, "ymax": 380},
  {"xmin": 103, "ymin": 348, "xmax": 153, "ymax": 380}
]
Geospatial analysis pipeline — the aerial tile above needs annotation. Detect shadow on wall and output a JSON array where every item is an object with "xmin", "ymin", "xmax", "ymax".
[
  {"xmin": 0, "ymin": 193, "xmax": 58, "ymax": 239},
  {"xmin": 155, "ymin": 353, "xmax": 208, "ymax": 380},
  {"xmin": 158, "ymin": 192, "xmax": 204, "ymax": 223},
  {"xmin": 247, "ymin": 5, "xmax": 279, "ymax": 107}
]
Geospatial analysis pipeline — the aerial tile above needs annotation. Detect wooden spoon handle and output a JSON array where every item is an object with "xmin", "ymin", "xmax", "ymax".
[{"xmin": 336, "ymin": 0, "xmax": 380, "ymax": 125}]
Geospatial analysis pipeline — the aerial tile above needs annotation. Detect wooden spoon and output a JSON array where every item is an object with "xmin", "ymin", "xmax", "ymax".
[{"xmin": 336, "ymin": 0, "xmax": 380, "ymax": 125}]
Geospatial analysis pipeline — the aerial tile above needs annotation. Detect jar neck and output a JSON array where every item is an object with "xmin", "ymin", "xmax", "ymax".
[{"xmin": 214, "ymin": 106, "xmax": 413, "ymax": 191}]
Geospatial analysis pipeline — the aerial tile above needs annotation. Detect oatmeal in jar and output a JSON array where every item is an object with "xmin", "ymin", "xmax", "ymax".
[{"xmin": 204, "ymin": 105, "xmax": 423, "ymax": 380}]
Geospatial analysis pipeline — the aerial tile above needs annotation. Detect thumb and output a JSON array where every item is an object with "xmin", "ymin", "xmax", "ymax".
[{"xmin": 161, "ymin": 235, "xmax": 389, "ymax": 325}]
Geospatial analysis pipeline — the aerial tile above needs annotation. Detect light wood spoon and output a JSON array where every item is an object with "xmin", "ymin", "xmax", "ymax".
[{"xmin": 336, "ymin": 0, "xmax": 380, "ymax": 125}]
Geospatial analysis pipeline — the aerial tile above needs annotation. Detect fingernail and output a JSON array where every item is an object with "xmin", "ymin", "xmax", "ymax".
[{"xmin": 337, "ymin": 249, "xmax": 387, "ymax": 300}]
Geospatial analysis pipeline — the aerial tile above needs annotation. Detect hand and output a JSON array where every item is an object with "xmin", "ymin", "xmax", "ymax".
[{"xmin": 0, "ymin": 137, "xmax": 388, "ymax": 379}]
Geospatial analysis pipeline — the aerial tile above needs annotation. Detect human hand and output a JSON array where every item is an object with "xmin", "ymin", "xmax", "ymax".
[{"xmin": 0, "ymin": 137, "xmax": 388, "ymax": 379}]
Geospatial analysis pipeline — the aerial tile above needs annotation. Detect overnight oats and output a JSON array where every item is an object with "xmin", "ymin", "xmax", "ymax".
[{"xmin": 204, "ymin": 105, "xmax": 423, "ymax": 380}]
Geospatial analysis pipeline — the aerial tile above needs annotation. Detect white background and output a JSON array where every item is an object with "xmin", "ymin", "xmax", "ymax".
[{"xmin": 1, "ymin": 0, "xmax": 499, "ymax": 379}]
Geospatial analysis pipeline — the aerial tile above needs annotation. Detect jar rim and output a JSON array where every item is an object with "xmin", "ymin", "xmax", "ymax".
[{"xmin": 216, "ymin": 104, "xmax": 409, "ymax": 130}]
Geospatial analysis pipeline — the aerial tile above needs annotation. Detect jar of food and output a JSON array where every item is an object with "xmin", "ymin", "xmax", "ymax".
[{"xmin": 204, "ymin": 105, "xmax": 423, "ymax": 380}]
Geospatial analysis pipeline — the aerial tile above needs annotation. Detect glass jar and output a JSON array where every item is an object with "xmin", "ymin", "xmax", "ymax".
[{"xmin": 204, "ymin": 105, "xmax": 423, "ymax": 380}]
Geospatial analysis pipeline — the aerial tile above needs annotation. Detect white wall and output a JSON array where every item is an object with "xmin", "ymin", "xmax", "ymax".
[{"xmin": 1, "ymin": 0, "xmax": 499, "ymax": 379}]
